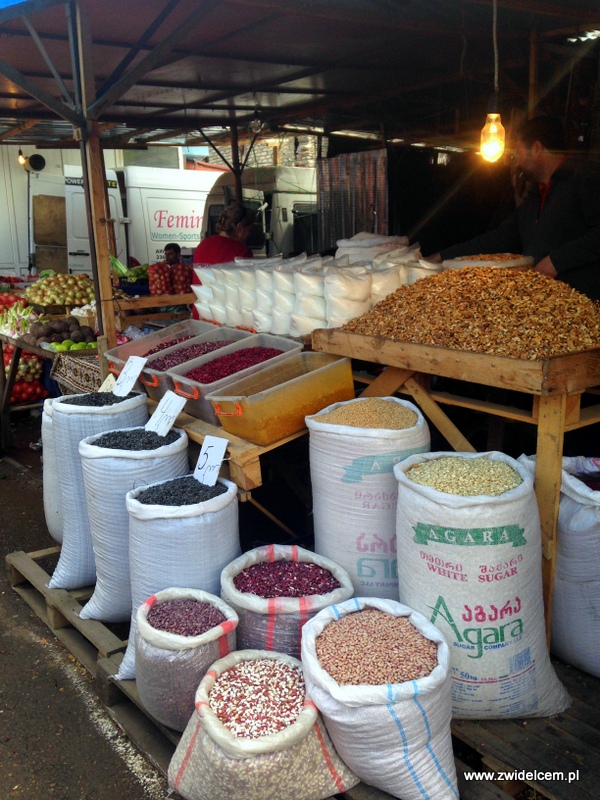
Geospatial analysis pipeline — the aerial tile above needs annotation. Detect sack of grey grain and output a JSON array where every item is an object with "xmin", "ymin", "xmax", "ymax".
[
  {"xmin": 116, "ymin": 476, "xmax": 241, "ymax": 680},
  {"xmin": 307, "ymin": 396, "xmax": 430, "ymax": 600},
  {"xmin": 301, "ymin": 596, "xmax": 458, "ymax": 800},
  {"xmin": 41, "ymin": 398, "xmax": 63, "ymax": 543},
  {"xmin": 78, "ymin": 427, "xmax": 189, "ymax": 623},
  {"xmin": 394, "ymin": 451, "xmax": 571, "ymax": 719},
  {"xmin": 168, "ymin": 649, "xmax": 359, "ymax": 800},
  {"xmin": 220, "ymin": 544, "xmax": 354, "ymax": 659},
  {"xmin": 135, "ymin": 588, "xmax": 238, "ymax": 731},
  {"xmin": 48, "ymin": 392, "xmax": 149, "ymax": 590}
]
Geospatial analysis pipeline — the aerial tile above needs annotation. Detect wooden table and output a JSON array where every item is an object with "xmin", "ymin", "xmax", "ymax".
[
  {"xmin": 312, "ymin": 328, "xmax": 600, "ymax": 640},
  {"xmin": 113, "ymin": 292, "xmax": 196, "ymax": 328}
]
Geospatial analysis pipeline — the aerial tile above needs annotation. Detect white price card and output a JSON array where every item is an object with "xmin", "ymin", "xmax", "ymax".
[
  {"xmin": 145, "ymin": 390, "xmax": 187, "ymax": 436},
  {"xmin": 113, "ymin": 355, "xmax": 147, "ymax": 396},
  {"xmin": 99, "ymin": 373, "xmax": 116, "ymax": 393},
  {"xmin": 194, "ymin": 435, "xmax": 228, "ymax": 487}
]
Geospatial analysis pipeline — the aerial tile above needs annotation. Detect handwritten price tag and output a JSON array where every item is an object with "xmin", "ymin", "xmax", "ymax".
[
  {"xmin": 99, "ymin": 373, "xmax": 116, "ymax": 393},
  {"xmin": 193, "ymin": 435, "xmax": 228, "ymax": 486},
  {"xmin": 113, "ymin": 355, "xmax": 147, "ymax": 396},
  {"xmin": 145, "ymin": 390, "xmax": 187, "ymax": 436}
]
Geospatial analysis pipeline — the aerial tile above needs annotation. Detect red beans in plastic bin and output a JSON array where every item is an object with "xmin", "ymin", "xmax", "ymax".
[
  {"xmin": 147, "ymin": 598, "xmax": 227, "ymax": 637},
  {"xmin": 233, "ymin": 561, "xmax": 341, "ymax": 599},
  {"xmin": 149, "ymin": 340, "xmax": 233, "ymax": 372},
  {"xmin": 184, "ymin": 346, "xmax": 283, "ymax": 383},
  {"xmin": 143, "ymin": 335, "xmax": 194, "ymax": 357}
]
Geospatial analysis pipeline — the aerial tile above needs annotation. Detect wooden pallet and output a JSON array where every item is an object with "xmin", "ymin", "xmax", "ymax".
[{"xmin": 8, "ymin": 547, "xmax": 599, "ymax": 800}]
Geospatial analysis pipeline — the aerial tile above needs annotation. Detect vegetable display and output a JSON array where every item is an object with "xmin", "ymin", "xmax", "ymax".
[
  {"xmin": 0, "ymin": 300, "xmax": 38, "ymax": 338},
  {"xmin": 24, "ymin": 274, "xmax": 95, "ymax": 307}
]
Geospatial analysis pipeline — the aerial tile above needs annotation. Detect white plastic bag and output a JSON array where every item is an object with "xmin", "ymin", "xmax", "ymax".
[{"xmin": 335, "ymin": 233, "xmax": 409, "ymax": 264}]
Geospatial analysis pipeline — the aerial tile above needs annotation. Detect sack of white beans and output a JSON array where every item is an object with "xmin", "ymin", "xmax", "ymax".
[
  {"xmin": 301, "ymin": 596, "xmax": 458, "ymax": 800},
  {"xmin": 135, "ymin": 588, "xmax": 239, "ymax": 731},
  {"xmin": 48, "ymin": 391, "xmax": 149, "ymax": 590},
  {"xmin": 168, "ymin": 649, "xmax": 359, "ymax": 800},
  {"xmin": 308, "ymin": 397, "xmax": 430, "ymax": 600},
  {"xmin": 41, "ymin": 398, "xmax": 63, "ymax": 543},
  {"xmin": 116, "ymin": 476, "xmax": 241, "ymax": 680},
  {"xmin": 394, "ymin": 451, "xmax": 571, "ymax": 719},
  {"xmin": 220, "ymin": 544, "xmax": 354, "ymax": 659}
]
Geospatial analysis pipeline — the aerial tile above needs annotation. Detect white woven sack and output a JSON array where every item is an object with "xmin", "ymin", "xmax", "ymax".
[
  {"xmin": 135, "ymin": 588, "xmax": 239, "ymax": 731},
  {"xmin": 116, "ymin": 476, "xmax": 240, "ymax": 680},
  {"xmin": 308, "ymin": 397, "xmax": 430, "ymax": 600},
  {"xmin": 301, "ymin": 597, "xmax": 458, "ymax": 800},
  {"xmin": 48, "ymin": 392, "xmax": 149, "ymax": 590},
  {"xmin": 78, "ymin": 427, "xmax": 189, "ymax": 622},
  {"xmin": 220, "ymin": 544, "xmax": 354, "ymax": 659},
  {"xmin": 41, "ymin": 398, "xmax": 63, "ymax": 543},
  {"xmin": 168, "ymin": 649, "xmax": 359, "ymax": 800},
  {"xmin": 519, "ymin": 455, "xmax": 600, "ymax": 678},
  {"xmin": 394, "ymin": 451, "xmax": 571, "ymax": 719}
]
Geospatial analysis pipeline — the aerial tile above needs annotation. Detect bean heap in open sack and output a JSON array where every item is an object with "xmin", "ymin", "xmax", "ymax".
[{"xmin": 341, "ymin": 267, "xmax": 600, "ymax": 360}]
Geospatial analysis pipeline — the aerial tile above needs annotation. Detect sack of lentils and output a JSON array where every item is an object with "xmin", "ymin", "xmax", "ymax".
[
  {"xmin": 394, "ymin": 451, "xmax": 570, "ymax": 719},
  {"xmin": 168, "ymin": 649, "xmax": 359, "ymax": 800},
  {"xmin": 48, "ymin": 391, "xmax": 149, "ymax": 590},
  {"xmin": 307, "ymin": 396, "xmax": 430, "ymax": 600},
  {"xmin": 116, "ymin": 475, "xmax": 241, "ymax": 681},
  {"xmin": 301, "ymin": 597, "xmax": 457, "ymax": 800},
  {"xmin": 78, "ymin": 426, "xmax": 189, "ymax": 623},
  {"xmin": 135, "ymin": 588, "xmax": 239, "ymax": 731},
  {"xmin": 220, "ymin": 544, "xmax": 354, "ymax": 659}
]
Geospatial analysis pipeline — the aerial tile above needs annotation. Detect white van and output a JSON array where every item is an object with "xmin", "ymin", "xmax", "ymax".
[{"xmin": 201, "ymin": 166, "xmax": 317, "ymax": 258}]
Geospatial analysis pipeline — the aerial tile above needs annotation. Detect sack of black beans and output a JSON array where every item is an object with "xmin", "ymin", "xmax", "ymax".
[
  {"xmin": 307, "ymin": 396, "xmax": 430, "ymax": 600},
  {"xmin": 220, "ymin": 544, "xmax": 354, "ymax": 659},
  {"xmin": 135, "ymin": 588, "xmax": 239, "ymax": 731},
  {"xmin": 48, "ymin": 391, "xmax": 149, "ymax": 590},
  {"xmin": 78, "ymin": 427, "xmax": 189, "ymax": 623},
  {"xmin": 301, "ymin": 596, "xmax": 457, "ymax": 800},
  {"xmin": 41, "ymin": 398, "xmax": 63, "ymax": 543},
  {"xmin": 394, "ymin": 451, "xmax": 571, "ymax": 719},
  {"xmin": 168, "ymin": 649, "xmax": 359, "ymax": 800},
  {"xmin": 116, "ymin": 475, "xmax": 241, "ymax": 680}
]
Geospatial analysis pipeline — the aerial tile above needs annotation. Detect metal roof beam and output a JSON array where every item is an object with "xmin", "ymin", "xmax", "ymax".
[
  {"xmin": 0, "ymin": 57, "xmax": 82, "ymax": 125},
  {"xmin": 0, "ymin": 118, "xmax": 40, "ymax": 141}
]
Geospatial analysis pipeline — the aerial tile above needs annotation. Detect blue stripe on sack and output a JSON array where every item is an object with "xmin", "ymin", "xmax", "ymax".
[
  {"xmin": 331, "ymin": 604, "xmax": 342, "ymax": 620},
  {"xmin": 411, "ymin": 680, "xmax": 459, "ymax": 800},
  {"xmin": 386, "ymin": 685, "xmax": 431, "ymax": 800}
]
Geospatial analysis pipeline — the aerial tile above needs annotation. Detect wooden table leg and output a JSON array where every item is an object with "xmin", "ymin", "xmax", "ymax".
[
  {"xmin": 534, "ymin": 393, "xmax": 567, "ymax": 646},
  {"xmin": 358, "ymin": 366, "xmax": 415, "ymax": 397}
]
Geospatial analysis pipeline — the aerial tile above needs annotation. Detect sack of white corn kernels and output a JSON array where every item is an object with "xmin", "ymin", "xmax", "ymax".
[
  {"xmin": 41, "ymin": 399, "xmax": 63, "ymax": 543},
  {"xmin": 394, "ymin": 451, "xmax": 570, "ymax": 719},
  {"xmin": 116, "ymin": 476, "xmax": 241, "ymax": 681},
  {"xmin": 301, "ymin": 596, "xmax": 458, "ymax": 800},
  {"xmin": 168, "ymin": 650, "xmax": 359, "ymax": 800},
  {"xmin": 135, "ymin": 588, "xmax": 238, "ymax": 731},
  {"xmin": 307, "ymin": 397, "xmax": 430, "ymax": 600},
  {"xmin": 220, "ymin": 544, "xmax": 354, "ymax": 659},
  {"xmin": 78, "ymin": 427, "xmax": 189, "ymax": 623},
  {"xmin": 519, "ymin": 454, "xmax": 600, "ymax": 679},
  {"xmin": 48, "ymin": 392, "xmax": 149, "ymax": 590}
]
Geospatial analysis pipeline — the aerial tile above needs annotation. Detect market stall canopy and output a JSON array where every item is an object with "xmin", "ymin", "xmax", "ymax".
[{"xmin": 0, "ymin": 0, "xmax": 599, "ymax": 154}]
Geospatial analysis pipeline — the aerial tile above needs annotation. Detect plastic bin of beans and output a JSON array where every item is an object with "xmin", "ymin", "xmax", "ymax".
[
  {"xmin": 301, "ymin": 596, "xmax": 458, "ymax": 800},
  {"xmin": 135, "ymin": 588, "xmax": 239, "ymax": 732},
  {"xmin": 220, "ymin": 544, "xmax": 354, "ymax": 659},
  {"xmin": 168, "ymin": 649, "xmax": 359, "ymax": 800},
  {"xmin": 168, "ymin": 333, "xmax": 303, "ymax": 424}
]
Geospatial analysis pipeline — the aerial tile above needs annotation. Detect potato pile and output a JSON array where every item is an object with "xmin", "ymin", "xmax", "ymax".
[{"xmin": 21, "ymin": 316, "xmax": 97, "ymax": 350}]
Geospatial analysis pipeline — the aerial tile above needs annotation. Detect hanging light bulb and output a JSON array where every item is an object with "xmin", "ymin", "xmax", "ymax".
[
  {"xmin": 480, "ymin": 112, "xmax": 505, "ymax": 162},
  {"xmin": 18, "ymin": 149, "xmax": 27, "ymax": 166}
]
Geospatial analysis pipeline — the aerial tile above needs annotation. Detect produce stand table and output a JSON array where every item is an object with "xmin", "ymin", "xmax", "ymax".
[
  {"xmin": 311, "ymin": 328, "xmax": 600, "ymax": 639},
  {"xmin": 112, "ymin": 291, "xmax": 195, "ymax": 328}
]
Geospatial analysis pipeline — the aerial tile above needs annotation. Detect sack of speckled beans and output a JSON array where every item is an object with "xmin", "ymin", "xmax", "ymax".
[
  {"xmin": 393, "ymin": 451, "xmax": 571, "ymax": 719},
  {"xmin": 219, "ymin": 544, "xmax": 354, "ymax": 659},
  {"xmin": 301, "ymin": 596, "xmax": 458, "ymax": 800},
  {"xmin": 307, "ymin": 396, "xmax": 430, "ymax": 601},
  {"xmin": 168, "ymin": 650, "xmax": 359, "ymax": 800}
]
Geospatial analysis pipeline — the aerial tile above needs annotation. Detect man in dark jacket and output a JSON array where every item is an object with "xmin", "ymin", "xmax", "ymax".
[{"xmin": 426, "ymin": 116, "xmax": 600, "ymax": 299}]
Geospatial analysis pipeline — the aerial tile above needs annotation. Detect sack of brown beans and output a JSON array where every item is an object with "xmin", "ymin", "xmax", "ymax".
[
  {"xmin": 307, "ymin": 396, "xmax": 430, "ymax": 600},
  {"xmin": 48, "ymin": 391, "xmax": 149, "ymax": 591},
  {"xmin": 135, "ymin": 588, "xmax": 239, "ymax": 731},
  {"xmin": 78, "ymin": 427, "xmax": 189, "ymax": 623},
  {"xmin": 301, "ymin": 596, "xmax": 458, "ymax": 800},
  {"xmin": 394, "ymin": 451, "xmax": 571, "ymax": 719},
  {"xmin": 168, "ymin": 649, "xmax": 359, "ymax": 800},
  {"xmin": 220, "ymin": 544, "xmax": 354, "ymax": 659},
  {"xmin": 116, "ymin": 476, "xmax": 241, "ymax": 681}
]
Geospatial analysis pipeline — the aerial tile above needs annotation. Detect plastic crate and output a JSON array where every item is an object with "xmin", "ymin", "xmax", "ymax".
[
  {"xmin": 169, "ymin": 333, "xmax": 304, "ymax": 423},
  {"xmin": 207, "ymin": 352, "xmax": 355, "ymax": 445}
]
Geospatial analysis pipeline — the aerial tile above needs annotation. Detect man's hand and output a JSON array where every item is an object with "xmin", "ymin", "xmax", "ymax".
[
  {"xmin": 424, "ymin": 252, "xmax": 442, "ymax": 263},
  {"xmin": 534, "ymin": 256, "xmax": 557, "ymax": 278}
]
